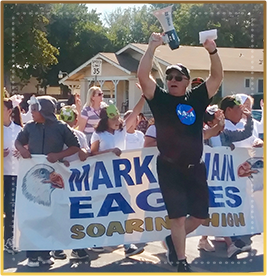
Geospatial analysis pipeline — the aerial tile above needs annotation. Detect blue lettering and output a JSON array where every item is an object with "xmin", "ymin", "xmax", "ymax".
[
  {"xmin": 225, "ymin": 187, "xmax": 242, "ymax": 207},
  {"xmin": 113, "ymin": 159, "xmax": 134, "ymax": 187},
  {"xmin": 204, "ymin": 152, "xmax": 211, "ymax": 179},
  {"xmin": 92, "ymin": 161, "xmax": 113, "ymax": 190},
  {"xmin": 69, "ymin": 164, "xmax": 90, "ymax": 191},
  {"xmin": 220, "ymin": 154, "xmax": 227, "ymax": 181},
  {"xmin": 134, "ymin": 155, "xmax": 157, "ymax": 184},
  {"xmin": 208, "ymin": 186, "xmax": 225, "ymax": 207},
  {"xmin": 69, "ymin": 196, "xmax": 93, "ymax": 218},
  {"xmin": 211, "ymin": 153, "xmax": 220, "ymax": 181},
  {"xmin": 136, "ymin": 188, "xmax": 166, "ymax": 212},
  {"xmin": 227, "ymin": 155, "xmax": 235, "ymax": 181},
  {"xmin": 97, "ymin": 193, "xmax": 134, "ymax": 217}
]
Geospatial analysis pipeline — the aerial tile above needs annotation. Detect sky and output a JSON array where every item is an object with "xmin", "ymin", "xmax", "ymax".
[{"xmin": 86, "ymin": 3, "xmax": 148, "ymax": 20}]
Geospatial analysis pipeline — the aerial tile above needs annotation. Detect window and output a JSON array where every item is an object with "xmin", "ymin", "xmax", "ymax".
[
  {"xmin": 245, "ymin": 78, "xmax": 250, "ymax": 88},
  {"xmin": 211, "ymin": 84, "xmax": 223, "ymax": 105},
  {"xmin": 258, "ymin": 79, "xmax": 263, "ymax": 93}
]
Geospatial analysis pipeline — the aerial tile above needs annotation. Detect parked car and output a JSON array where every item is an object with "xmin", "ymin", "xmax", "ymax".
[
  {"xmin": 251, "ymin": 109, "xmax": 262, "ymax": 122},
  {"xmin": 251, "ymin": 109, "xmax": 264, "ymax": 141}
]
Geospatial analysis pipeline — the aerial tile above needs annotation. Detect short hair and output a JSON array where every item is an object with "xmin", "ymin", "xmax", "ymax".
[
  {"xmin": 3, "ymin": 98, "xmax": 23, "ymax": 127},
  {"xmin": 219, "ymin": 95, "xmax": 241, "ymax": 113}
]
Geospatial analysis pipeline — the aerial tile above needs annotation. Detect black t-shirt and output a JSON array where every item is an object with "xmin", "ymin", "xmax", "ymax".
[{"xmin": 146, "ymin": 83, "xmax": 211, "ymax": 165}]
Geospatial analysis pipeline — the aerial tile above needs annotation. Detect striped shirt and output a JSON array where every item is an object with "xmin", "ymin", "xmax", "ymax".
[{"xmin": 80, "ymin": 106, "xmax": 101, "ymax": 134}]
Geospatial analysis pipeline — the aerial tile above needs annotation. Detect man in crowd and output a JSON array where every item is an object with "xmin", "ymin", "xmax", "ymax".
[{"xmin": 137, "ymin": 32, "xmax": 223, "ymax": 272}]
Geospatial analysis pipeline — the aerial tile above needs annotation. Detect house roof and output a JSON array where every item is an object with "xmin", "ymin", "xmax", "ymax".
[
  {"xmin": 61, "ymin": 43, "xmax": 263, "ymax": 83},
  {"xmin": 125, "ymin": 43, "xmax": 264, "ymax": 72}
]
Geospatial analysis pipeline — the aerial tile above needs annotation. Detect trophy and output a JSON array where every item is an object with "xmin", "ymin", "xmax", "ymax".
[{"xmin": 153, "ymin": 5, "xmax": 180, "ymax": 50}]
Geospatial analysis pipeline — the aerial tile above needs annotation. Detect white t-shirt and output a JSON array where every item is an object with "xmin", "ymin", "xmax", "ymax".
[
  {"xmin": 125, "ymin": 130, "xmax": 144, "ymax": 150},
  {"xmin": 209, "ymin": 135, "xmax": 222, "ymax": 147},
  {"xmin": 91, "ymin": 128, "xmax": 127, "ymax": 151},
  {"xmin": 21, "ymin": 110, "xmax": 33, "ymax": 124},
  {"xmin": 63, "ymin": 128, "xmax": 90, "ymax": 163},
  {"xmin": 224, "ymin": 119, "xmax": 256, "ymax": 148},
  {"xmin": 145, "ymin": 125, "xmax": 156, "ymax": 138},
  {"xmin": 4, "ymin": 122, "xmax": 22, "ymax": 175}
]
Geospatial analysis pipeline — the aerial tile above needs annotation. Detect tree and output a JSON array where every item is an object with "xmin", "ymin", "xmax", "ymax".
[
  {"xmin": 42, "ymin": 3, "xmax": 113, "ymax": 88},
  {"xmin": 173, "ymin": 3, "xmax": 263, "ymax": 48},
  {"xmin": 104, "ymin": 5, "xmax": 161, "ymax": 49},
  {"xmin": 4, "ymin": 4, "xmax": 59, "ymax": 88}
]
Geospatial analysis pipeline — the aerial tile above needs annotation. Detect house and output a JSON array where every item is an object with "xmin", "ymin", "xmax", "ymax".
[{"xmin": 59, "ymin": 43, "xmax": 264, "ymax": 114}]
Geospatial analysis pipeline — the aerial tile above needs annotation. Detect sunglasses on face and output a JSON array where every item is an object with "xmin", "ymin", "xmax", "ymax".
[
  {"xmin": 166, "ymin": 74, "xmax": 188, "ymax": 82},
  {"xmin": 94, "ymin": 92, "xmax": 103, "ymax": 97}
]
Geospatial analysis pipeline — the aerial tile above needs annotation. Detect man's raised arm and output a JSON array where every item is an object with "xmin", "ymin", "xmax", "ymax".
[
  {"xmin": 204, "ymin": 39, "xmax": 224, "ymax": 99},
  {"xmin": 137, "ymin": 33, "xmax": 163, "ymax": 100}
]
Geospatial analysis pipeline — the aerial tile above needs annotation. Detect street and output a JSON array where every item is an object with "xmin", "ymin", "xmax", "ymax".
[{"xmin": 3, "ymin": 234, "xmax": 264, "ymax": 274}]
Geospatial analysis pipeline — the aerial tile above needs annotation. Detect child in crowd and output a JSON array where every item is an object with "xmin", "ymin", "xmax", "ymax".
[
  {"xmin": 50, "ymin": 105, "xmax": 91, "ymax": 261},
  {"xmin": 124, "ymin": 110, "xmax": 144, "ymax": 150},
  {"xmin": 203, "ymin": 103, "xmax": 253, "ymax": 148},
  {"xmin": 90, "ymin": 97, "xmax": 145, "ymax": 257},
  {"xmin": 3, "ymin": 98, "xmax": 23, "ymax": 254},
  {"xmin": 15, "ymin": 96, "xmax": 80, "ymax": 268}
]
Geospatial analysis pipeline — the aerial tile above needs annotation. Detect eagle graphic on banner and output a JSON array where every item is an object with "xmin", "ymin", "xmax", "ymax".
[{"xmin": 22, "ymin": 164, "xmax": 64, "ymax": 206}]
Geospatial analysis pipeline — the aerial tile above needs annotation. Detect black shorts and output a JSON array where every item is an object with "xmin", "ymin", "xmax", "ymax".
[{"xmin": 156, "ymin": 156, "xmax": 209, "ymax": 219}]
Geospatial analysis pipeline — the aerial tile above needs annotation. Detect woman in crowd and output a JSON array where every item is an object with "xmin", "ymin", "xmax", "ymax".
[
  {"xmin": 3, "ymin": 98, "xmax": 23, "ymax": 254},
  {"xmin": 78, "ymin": 86, "xmax": 107, "ymax": 145}
]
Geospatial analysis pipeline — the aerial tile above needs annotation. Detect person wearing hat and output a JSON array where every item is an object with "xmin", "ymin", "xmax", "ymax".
[
  {"xmin": 137, "ymin": 32, "xmax": 223, "ymax": 272},
  {"xmin": 234, "ymin": 93, "xmax": 264, "ymax": 146},
  {"xmin": 191, "ymin": 77, "xmax": 205, "ymax": 89},
  {"xmin": 15, "ymin": 96, "xmax": 80, "ymax": 267},
  {"xmin": 221, "ymin": 94, "xmax": 263, "ymax": 148}
]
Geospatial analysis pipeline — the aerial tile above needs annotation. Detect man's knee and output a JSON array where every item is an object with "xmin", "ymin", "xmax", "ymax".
[
  {"xmin": 192, "ymin": 216, "xmax": 206, "ymax": 226},
  {"xmin": 171, "ymin": 217, "xmax": 186, "ymax": 228}
]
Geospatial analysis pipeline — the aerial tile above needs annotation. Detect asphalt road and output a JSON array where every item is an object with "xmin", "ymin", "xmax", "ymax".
[{"xmin": 3, "ymin": 234, "xmax": 264, "ymax": 275}]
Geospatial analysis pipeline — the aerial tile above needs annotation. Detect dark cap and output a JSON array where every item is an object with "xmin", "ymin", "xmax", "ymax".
[
  {"xmin": 165, "ymin": 63, "xmax": 190, "ymax": 79},
  {"xmin": 219, "ymin": 95, "xmax": 242, "ymax": 112},
  {"xmin": 191, "ymin": 77, "xmax": 204, "ymax": 88}
]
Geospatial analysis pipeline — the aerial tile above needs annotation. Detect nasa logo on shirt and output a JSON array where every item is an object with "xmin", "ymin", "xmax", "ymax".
[{"xmin": 176, "ymin": 103, "xmax": 196, "ymax": 125}]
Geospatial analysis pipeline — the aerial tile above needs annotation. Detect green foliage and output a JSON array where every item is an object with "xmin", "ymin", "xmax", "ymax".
[
  {"xmin": 173, "ymin": 3, "xmax": 263, "ymax": 48},
  {"xmin": 4, "ymin": 4, "xmax": 59, "ymax": 84},
  {"xmin": 4, "ymin": 3, "xmax": 263, "ymax": 89},
  {"xmin": 43, "ymin": 3, "xmax": 113, "ymax": 86}
]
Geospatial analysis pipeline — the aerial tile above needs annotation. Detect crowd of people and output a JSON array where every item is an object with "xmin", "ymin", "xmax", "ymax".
[{"xmin": 3, "ymin": 33, "xmax": 264, "ymax": 271}]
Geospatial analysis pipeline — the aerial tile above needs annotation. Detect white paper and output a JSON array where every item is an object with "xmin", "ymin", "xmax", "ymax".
[{"xmin": 199, "ymin": 29, "xmax": 217, "ymax": 43}]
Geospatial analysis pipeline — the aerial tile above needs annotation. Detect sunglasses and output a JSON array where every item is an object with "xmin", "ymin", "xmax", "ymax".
[
  {"xmin": 94, "ymin": 92, "xmax": 103, "ymax": 97},
  {"xmin": 166, "ymin": 74, "xmax": 188, "ymax": 82}
]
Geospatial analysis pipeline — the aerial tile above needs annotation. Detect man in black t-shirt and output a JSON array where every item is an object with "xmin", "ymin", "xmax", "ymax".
[{"xmin": 137, "ymin": 32, "xmax": 223, "ymax": 272}]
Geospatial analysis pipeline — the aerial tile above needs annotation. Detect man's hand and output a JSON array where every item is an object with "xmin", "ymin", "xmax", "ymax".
[
  {"xmin": 19, "ymin": 147, "xmax": 31, "ymax": 159},
  {"xmin": 203, "ymin": 39, "xmax": 217, "ymax": 54},
  {"xmin": 148, "ymin": 33, "xmax": 164, "ymax": 49},
  {"xmin": 46, "ymin": 152, "xmax": 60, "ymax": 163}
]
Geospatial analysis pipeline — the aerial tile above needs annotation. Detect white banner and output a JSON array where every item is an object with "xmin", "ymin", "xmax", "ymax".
[{"xmin": 14, "ymin": 146, "xmax": 263, "ymax": 250}]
